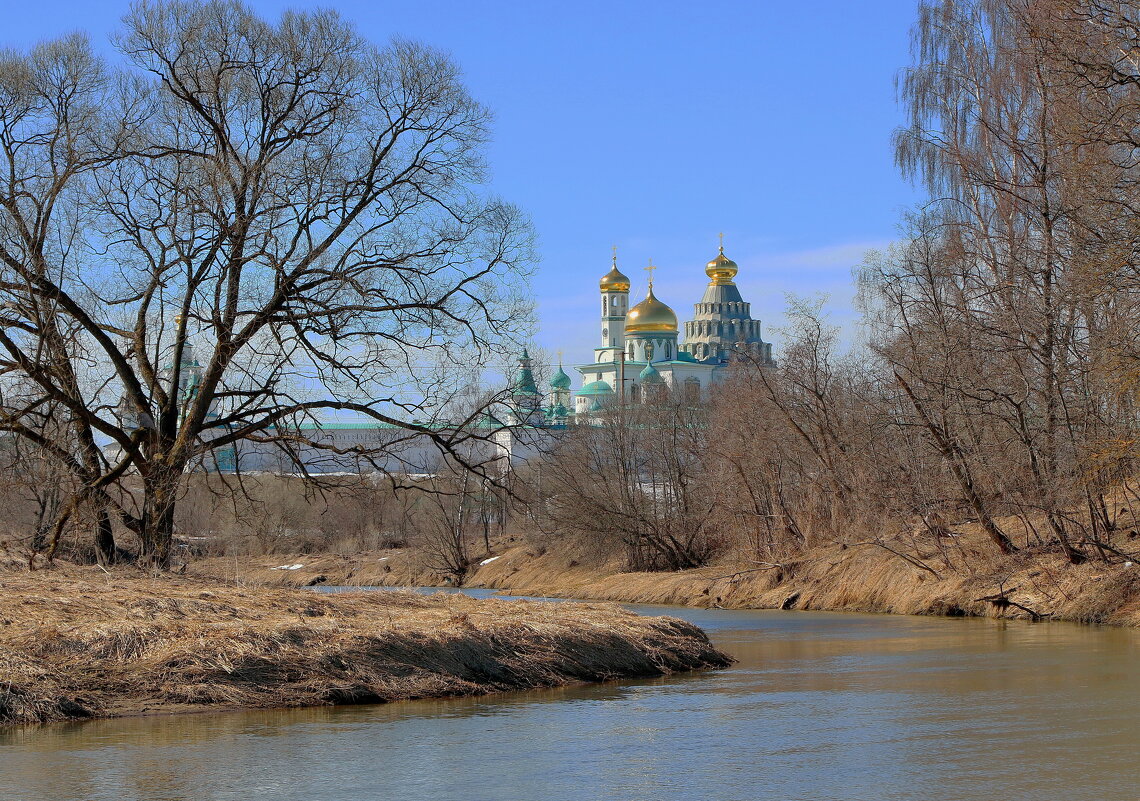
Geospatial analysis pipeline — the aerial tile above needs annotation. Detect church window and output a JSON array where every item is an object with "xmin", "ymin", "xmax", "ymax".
[
  {"xmin": 628, "ymin": 343, "xmax": 635, "ymax": 360},
  {"xmin": 603, "ymin": 298, "xmax": 608, "ymax": 316}
]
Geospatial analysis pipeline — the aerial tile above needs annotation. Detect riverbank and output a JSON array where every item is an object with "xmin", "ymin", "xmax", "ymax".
[
  {"xmin": 189, "ymin": 537, "xmax": 1140, "ymax": 626},
  {"xmin": 0, "ymin": 568, "xmax": 731, "ymax": 726}
]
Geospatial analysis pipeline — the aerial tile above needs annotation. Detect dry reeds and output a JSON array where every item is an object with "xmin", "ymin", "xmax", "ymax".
[{"xmin": 0, "ymin": 569, "xmax": 731, "ymax": 726}]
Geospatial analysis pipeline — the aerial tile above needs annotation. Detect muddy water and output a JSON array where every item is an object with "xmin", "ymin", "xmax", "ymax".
[{"xmin": 3, "ymin": 593, "xmax": 1139, "ymax": 801}]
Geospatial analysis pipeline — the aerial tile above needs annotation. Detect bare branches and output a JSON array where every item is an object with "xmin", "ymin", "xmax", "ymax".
[{"xmin": 0, "ymin": 1, "xmax": 534, "ymax": 566}]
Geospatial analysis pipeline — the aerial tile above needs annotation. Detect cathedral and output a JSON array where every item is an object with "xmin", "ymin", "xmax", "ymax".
[{"xmin": 513, "ymin": 241, "xmax": 774, "ymax": 425}]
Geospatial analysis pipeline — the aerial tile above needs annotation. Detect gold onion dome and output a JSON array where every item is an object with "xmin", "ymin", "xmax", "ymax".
[
  {"xmin": 625, "ymin": 286, "xmax": 678, "ymax": 333},
  {"xmin": 706, "ymin": 246, "xmax": 738, "ymax": 284},
  {"xmin": 599, "ymin": 255, "xmax": 631, "ymax": 292}
]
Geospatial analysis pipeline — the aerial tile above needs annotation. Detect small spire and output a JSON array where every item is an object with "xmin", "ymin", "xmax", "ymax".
[
  {"xmin": 718, "ymin": 231, "xmax": 725, "ymax": 254},
  {"xmin": 645, "ymin": 258, "xmax": 656, "ymax": 290}
]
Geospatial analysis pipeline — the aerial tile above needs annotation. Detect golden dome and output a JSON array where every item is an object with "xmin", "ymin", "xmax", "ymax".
[
  {"xmin": 625, "ymin": 286, "xmax": 678, "ymax": 333},
  {"xmin": 706, "ymin": 246, "xmax": 738, "ymax": 284},
  {"xmin": 600, "ymin": 255, "xmax": 631, "ymax": 293}
]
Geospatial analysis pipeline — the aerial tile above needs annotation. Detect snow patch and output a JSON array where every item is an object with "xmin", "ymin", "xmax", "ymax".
[
  {"xmin": 479, "ymin": 556, "xmax": 501, "ymax": 566},
  {"xmin": 271, "ymin": 564, "xmax": 304, "ymax": 570}
]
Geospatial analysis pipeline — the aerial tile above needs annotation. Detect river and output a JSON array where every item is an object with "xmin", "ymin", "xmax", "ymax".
[{"xmin": 2, "ymin": 589, "xmax": 1137, "ymax": 801}]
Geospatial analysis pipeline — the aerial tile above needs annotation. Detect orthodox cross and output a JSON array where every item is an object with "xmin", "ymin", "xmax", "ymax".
[
  {"xmin": 612, "ymin": 244, "xmax": 618, "ymax": 266},
  {"xmin": 718, "ymin": 231, "xmax": 725, "ymax": 252},
  {"xmin": 645, "ymin": 259, "xmax": 656, "ymax": 290}
]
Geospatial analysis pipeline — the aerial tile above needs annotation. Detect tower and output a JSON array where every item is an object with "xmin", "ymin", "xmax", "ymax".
[
  {"xmin": 681, "ymin": 237, "xmax": 774, "ymax": 366},
  {"xmin": 508, "ymin": 348, "xmax": 542, "ymax": 426},
  {"xmin": 596, "ymin": 249, "xmax": 631, "ymax": 364},
  {"xmin": 547, "ymin": 357, "xmax": 573, "ymax": 425}
]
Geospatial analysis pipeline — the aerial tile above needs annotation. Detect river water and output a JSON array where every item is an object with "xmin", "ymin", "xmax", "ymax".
[{"xmin": 3, "ymin": 590, "xmax": 1139, "ymax": 801}]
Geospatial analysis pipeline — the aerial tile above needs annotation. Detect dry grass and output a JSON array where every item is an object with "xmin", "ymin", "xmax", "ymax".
[
  {"xmin": 184, "ymin": 501, "xmax": 1140, "ymax": 630},
  {"xmin": 187, "ymin": 549, "xmax": 438, "ymax": 589},
  {"xmin": 0, "ymin": 567, "xmax": 731, "ymax": 727},
  {"xmin": 446, "ymin": 534, "xmax": 1140, "ymax": 627}
]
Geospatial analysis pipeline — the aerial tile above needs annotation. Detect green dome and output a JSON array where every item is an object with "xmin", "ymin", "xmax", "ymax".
[
  {"xmin": 588, "ymin": 398, "xmax": 604, "ymax": 412},
  {"xmin": 577, "ymin": 380, "xmax": 614, "ymax": 396},
  {"xmin": 550, "ymin": 365, "xmax": 572, "ymax": 389},
  {"xmin": 553, "ymin": 403, "xmax": 568, "ymax": 417},
  {"xmin": 638, "ymin": 363, "xmax": 664, "ymax": 384}
]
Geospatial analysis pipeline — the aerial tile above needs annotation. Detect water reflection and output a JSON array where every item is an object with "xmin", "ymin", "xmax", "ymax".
[{"xmin": 3, "ymin": 603, "xmax": 1139, "ymax": 801}]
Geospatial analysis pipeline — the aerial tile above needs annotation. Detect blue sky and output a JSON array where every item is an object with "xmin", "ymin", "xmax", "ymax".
[{"xmin": 6, "ymin": 0, "xmax": 922, "ymax": 368}]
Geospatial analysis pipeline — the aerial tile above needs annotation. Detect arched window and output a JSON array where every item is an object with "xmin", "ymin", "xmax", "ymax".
[
  {"xmin": 628, "ymin": 343, "xmax": 635, "ymax": 360},
  {"xmin": 602, "ymin": 297, "xmax": 607, "ymax": 316}
]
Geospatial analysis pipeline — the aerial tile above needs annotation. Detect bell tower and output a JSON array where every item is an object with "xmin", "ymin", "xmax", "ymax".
[{"xmin": 596, "ymin": 247, "xmax": 631, "ymax": 363}]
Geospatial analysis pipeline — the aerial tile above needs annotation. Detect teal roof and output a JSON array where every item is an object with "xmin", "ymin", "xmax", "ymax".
[
  {"xmin": 295, "ymin": 421, "xmax": 396, "ymax": 430},
  {"xmin": 511, "ymin": 347, "xmax": 538, "ymax": 395},
  {"xmin": 550, "ymin": 365, "xmax": 572, "ymax": 389},
  {"xmin": 638, "ymin": 363, "xmax": 664, "ymax": 383},
  {"xmin": 577, "ymin": 380, "xmax": 614, "ymax": 396},
  {"xmin": 513, "ymin": 368, "xmax": 538, "ymax": 396},
  {"xmin": 477, "ymin": 412, "xmax": 505, "ymax": 429},
  {"xmin": 553, "ymin": 403, "xmax": 568, "ymax": 417},
  {"xmin": 588, "ymin": 398, "xmax": 604, "ymax": 412},
  {"xmin": 675, "ymin": 351, "xmax": 697, "ymax": 362}
]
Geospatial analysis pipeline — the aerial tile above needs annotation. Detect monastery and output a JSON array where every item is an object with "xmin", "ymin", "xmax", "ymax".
[
  {"xmin": 509, "ymin": 240, "xmax": 774, "ymax": 427},
  {"xmin": 126, "ymin": 241, "xmax": 773, "ymax": 474}
]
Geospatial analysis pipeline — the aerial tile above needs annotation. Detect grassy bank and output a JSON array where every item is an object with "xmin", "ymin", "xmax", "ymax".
[
  {"xmin": 190, "ymin": 536, "xmax": 1140, "ymax": 626},
  {"xmin": 467, "ymin": 542, "xmax": 1140, "ymax": 625},
  {"xmin": 0, "ymin": 567, "xmax": 731, "ymax": 726}
]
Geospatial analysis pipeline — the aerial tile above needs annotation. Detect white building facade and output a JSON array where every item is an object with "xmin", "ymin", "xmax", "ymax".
[{"xmin": 572, "ymin": 243, "xmax": 773, "ymax": 415}]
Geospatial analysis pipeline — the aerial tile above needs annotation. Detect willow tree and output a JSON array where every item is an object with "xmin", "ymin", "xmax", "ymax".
[
  {"xmin": 883, "ymin": 0, "xmax": 1130, "ymax": 561},
  {"xmin": 0, "ymin": 1, "xmax": 533, "ymax": 566}
]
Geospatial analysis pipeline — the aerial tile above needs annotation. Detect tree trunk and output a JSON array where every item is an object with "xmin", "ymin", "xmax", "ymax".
[
  {"xmin": 94, "ymin": 506, "xmax": 117, "ymax": 566},
  {"xmin": 895, "ymin": 371, "xmax": 1017, "ymax": 555},
  {"xmin": 137, "ymin": 468, "xmax": 181, "ymax": 568}
]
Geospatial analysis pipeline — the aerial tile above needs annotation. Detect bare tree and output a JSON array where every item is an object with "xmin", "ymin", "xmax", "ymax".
[
  {"xmin": 0, "ymin": 2, "xmax": 534, "ymax": 567},
  {"xmin": 537, "ymin": 399, "xmax": 720, "ymax": 571}
]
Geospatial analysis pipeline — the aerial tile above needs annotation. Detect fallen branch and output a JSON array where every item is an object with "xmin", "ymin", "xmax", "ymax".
[{"xmin": 973, "ymin": 585, "xmax": 1049, "ymax": 621}]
